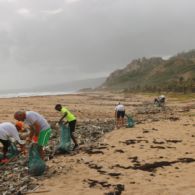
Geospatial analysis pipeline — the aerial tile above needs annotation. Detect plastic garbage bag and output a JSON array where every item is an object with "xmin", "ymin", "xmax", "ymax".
[
  {"xmin": 7, "ymin": 143, "xmax": 19, "ymax": 157},
  {"xmin": 28, "ymin": 143, "xmax": 46, "ymax": 176},
  {"xmin": 0, "ymin": 143, "xmax": 19, "ymax": 160},
  {"xmin": 127, "ymin": 115, "xmax": 135, "ymax": 128},
  {"xmin": 57, "ymin": 123, "xmax": 71, "ymax": 153}
]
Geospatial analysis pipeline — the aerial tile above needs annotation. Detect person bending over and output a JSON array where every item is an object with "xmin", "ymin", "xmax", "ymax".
[
  {"xmin": 55, "ymin": 104, "xmax": 78, "ymax": 150},
  {"xmin": 115, "ymin": 102, "xmax": 125, "ymax": 128},
  {"xmin": 0, "ymin": 122, "xmax": 25, "ymax": 163},
  {"xmin": 14, "ymin": 111, "xmax": 51, "ymax": 159}
]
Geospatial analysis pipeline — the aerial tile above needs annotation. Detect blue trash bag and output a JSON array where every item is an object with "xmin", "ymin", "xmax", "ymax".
[
  {"xmin": 127, "ymin": 115, "xmax": 135, "ymax": 128},
  {"xmin": 57, "ymin": 123, "xmax": 71, "ymax": 153},
  {"xmin": 28, "ymin": 143, "xmax": 46, "ymax": 176}
]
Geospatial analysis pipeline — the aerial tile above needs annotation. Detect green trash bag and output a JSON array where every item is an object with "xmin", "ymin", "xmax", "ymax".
[
  {"xmin": 154, "ymin": 101, "xmax": 161, "ymax": 107},
  {"xmin": 127, "ymin": 115, "xmax": 135, "ymax": 128},
  {"xmin": 0, "ymin": 143, "xmax": 19, "ymax": 160},
  {"xmin": 28, "ymin": 144, "xmax": 46, "ymax": 176},
  {"xmin": 7, "ymin": 143, "xmax": 19, "ymax": 157},
  {"xmin": 57, "ymin": 123, "xmax": 71, "ymax": 153}
]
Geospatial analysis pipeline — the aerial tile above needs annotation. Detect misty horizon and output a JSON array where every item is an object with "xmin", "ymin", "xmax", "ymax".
[
  {"xmin": 0, "ymin": 0, "xmax": 195, "ymax": 91},
  {"xmin": 0, "ymin": 76, "xmax": 106, "ymax": 93}
]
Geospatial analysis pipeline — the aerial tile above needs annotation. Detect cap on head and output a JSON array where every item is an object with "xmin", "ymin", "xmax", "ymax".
[
  {"xmin": 14, "ymin": 111, "xmax": 26, "ymax": 121},
  {"xmin": 15, "ymin": 121, "xmax": 23, "ymax": 131}
]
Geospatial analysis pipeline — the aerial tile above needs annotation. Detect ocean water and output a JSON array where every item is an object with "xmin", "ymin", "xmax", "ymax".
[{"xmin": 0, "ymin": 91, "xmax": 77, "ymax": 98}]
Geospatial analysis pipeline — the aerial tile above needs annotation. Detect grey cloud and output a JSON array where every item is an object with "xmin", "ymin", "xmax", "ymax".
[{"xmin": 0, "ymin": 0, "xmax": 195, "ymax": 90}]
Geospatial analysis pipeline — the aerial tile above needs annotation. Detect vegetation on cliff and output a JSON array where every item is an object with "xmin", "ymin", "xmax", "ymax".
[{"xmin": 101, "ymin": 50, "xmax": 195, "ymax": 93}]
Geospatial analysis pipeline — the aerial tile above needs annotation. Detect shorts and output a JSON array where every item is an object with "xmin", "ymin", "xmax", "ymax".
[
  {"xmin": 0, "ymin": 139, "xmax": 11, "ymax": 152},
  {"xmin": 38, "ymin": 128, "xmax": 51, "ymax": 146},
  {"xmin": 69, "ymin": 120, "xmax": 76, "ymax": 132},
  {"xmin": 117, "ymin": 111, "xmax": 125, "ymax": 118}
]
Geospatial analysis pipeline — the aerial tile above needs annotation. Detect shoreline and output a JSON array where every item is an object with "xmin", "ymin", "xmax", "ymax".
[{"xmin": 0, "ymin": 91, "xmax": 78, "ymax": 99}]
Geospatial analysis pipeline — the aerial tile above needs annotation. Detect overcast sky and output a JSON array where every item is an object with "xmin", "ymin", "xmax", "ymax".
[{"xmin": 0, "ymin": 0, "xmax": 195, "ymax": 90}]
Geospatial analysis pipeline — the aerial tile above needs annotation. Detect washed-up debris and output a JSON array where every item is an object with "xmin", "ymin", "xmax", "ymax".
[
  {"xmin": 120, "ymin": 139, "xmax": 149, "ymax": 145},
  {"xmin": 0, "ymin": 119, "xmax": 115, "ymax": 195},
  {"xmin": 132, "ymin": 158, "xmax": 195, "ymax": 172},
  {"xmin": 168, "ymin": 116, "xmax": 180, "ymax": 121},
  {"xmin": 0, "ymin": 151, "xmax": 39, "ymax": 193},
  {"xmin": 88, "ymin": 163, "xmax": 103, "ymax": 170},
  {"xmin": 0, "ymin": 100, "xmax": 187, "ymax": 194},
  {"xmin": 178, "ymin": 106, "xmax": 190, "ymax": 112},
  {"xmin": 112, "ymin": 164, "xmax": 131, "ymax": 169},
  {"xmin": 84, "ymin": 179, "xmax": 125, "ymax": 195},
  {"xmin": 108, "ymin": 172, "xmax": 122, "ymax": 177},
  {"xmin": 76, "ymin": 119, "xmax": 115, "ymax": 144},
  {"xmin": 128, "ymin": 156, "xmax": 139, "ymax": 163},
  {"xmin": 166, "ymin": 139, "xmax": 182, "ymax": 143},
  {"xmin": 104, "ymin": 184, "xmax": 125, "ymax": 195},
  {"xmin": 137, "ymin": 105, "xmax": 162, "ymax": 114},
  {"xmin": 134, "ymin": 104, "xmax": 182, "ymax": 124},
  {"xmin": 153, "ymin": 140, "xmax": 165, "ymax": 144},
  {"xmin": 114, "ymin": 149, "xmax": 125, "ymax": 153},
  {"xmin": 86, "ymin": 161, "xmax": 122, "ymax": 177},
  {"xmin": 112, "ymin": 158, "xmax": 195, "ymax": 173},
  {"xmin": 86, "ymin": 179, "xmax": 111, "ymax": 188},
  {"xmin": 85, "ymin": 150, "xmax": 104, "ymax": 155},
  {"xmin": 150, "ymin": 145, "xmax": 166, "ymax": 149}
]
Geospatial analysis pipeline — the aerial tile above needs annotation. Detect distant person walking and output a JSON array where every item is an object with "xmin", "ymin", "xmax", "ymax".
[
  {"xmin": 14, "ymin": 111, "xmax": 51, "ymax": 159},
  {"xmin": 0, "ymin": 122, "xmax": 25, "ymax": 163},
  {"xmin": 115, "ymin": 102, "xmax": 125, "ymax": 128},
  {"xmin": 55, "ymin": 104, "xmax": 78, "ymax": 150}
]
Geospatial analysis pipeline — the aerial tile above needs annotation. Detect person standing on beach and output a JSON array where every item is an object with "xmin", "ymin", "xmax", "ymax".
[
  {"xmin": 115, "ymin": 102, "xmax": 125, "ymax": 128},
  {"xmin": 14, "ymin": 111, "xmax": 51, "ymax": 159},
  {"xmin": 55, "ymin": 104, "xmax": 79, "ymax": 150},
  {"xmin": 0, "ymin": 122, "xmax": 25, "ymax": 163}
]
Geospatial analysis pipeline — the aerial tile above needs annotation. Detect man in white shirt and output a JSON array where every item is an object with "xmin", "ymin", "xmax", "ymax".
[
  {"xmin": 14, "ymin": 111, "xmax": 51, "ymax": 159},
  {"xmin": 0, "ymin": 122, "xmax": 25, "ymax": 163},
  {"xmin": 115, "ymin": 102, "xmax": 125, "ymax": 128}
]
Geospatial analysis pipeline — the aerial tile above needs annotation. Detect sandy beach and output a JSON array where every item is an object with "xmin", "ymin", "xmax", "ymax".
[{"xmin": 1, "ymin": 91, "xmax": 195, "ymax": 195}]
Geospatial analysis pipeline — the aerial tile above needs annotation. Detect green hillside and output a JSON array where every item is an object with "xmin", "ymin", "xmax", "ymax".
[{"xmin": 101, "ymin": 50, "xmax": 195, "ymax": 93}]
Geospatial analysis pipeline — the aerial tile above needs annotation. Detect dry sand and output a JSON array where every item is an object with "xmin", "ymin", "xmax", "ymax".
[{"xmin": 1, "ymin": 91, "xmax": 195, "ymax": 195}]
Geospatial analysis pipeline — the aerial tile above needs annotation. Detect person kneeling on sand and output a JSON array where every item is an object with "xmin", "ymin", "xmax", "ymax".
[
  {"xmin": 14, "ymin": 111, "xmax": 51, "ymax": 159},
  {"xmin": 115, "ymin": 102, "xmax": 125, "ymax": 129},
  {"xmin": 0, "ymin": 122, "xmax": 25, "ymax": 163},
  {"xmin": 154, "ymin": 95, "xmax": 166, "ymax": 107},
  {"xmin": 55, "ymin": 104, "xmax": 79, "ymax": 150}
]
